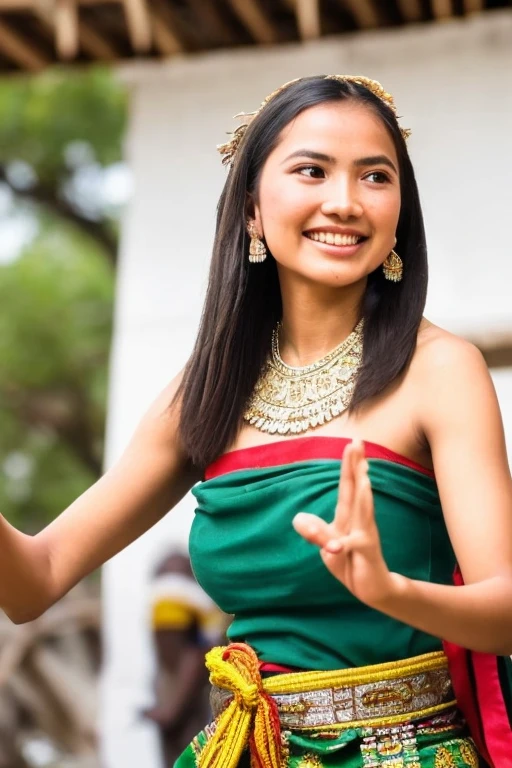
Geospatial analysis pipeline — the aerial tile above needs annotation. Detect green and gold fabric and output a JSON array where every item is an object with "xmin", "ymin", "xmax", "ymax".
[{"xmin": 176, "ymin": 437, "xmax": 483, "ymax": 767}]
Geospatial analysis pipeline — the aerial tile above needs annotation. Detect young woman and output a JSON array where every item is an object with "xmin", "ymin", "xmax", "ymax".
[{"xmin": 1, "ymin": 76, "xmax": 511, "ymax": 767}]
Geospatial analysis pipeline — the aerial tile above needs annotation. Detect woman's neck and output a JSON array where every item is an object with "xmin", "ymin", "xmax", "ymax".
[{"xmin": 278, "ymin": 280, "xmax": 365, "ymax": 368}]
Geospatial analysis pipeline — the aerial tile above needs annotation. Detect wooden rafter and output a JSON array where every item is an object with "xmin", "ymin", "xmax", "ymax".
[
  {"xmin": 0, "ymin": 17, "xmax": 48, "ymax": 69},
  {"xmin": 0, "ymin": 0, "xmax": 504, "ymax": 71},
  {"xmin": 187, "ymin": 0, "xmax": 236, "ymax": 46},
  {"xmin": 78, "ymin": 19, "xmax": 119, "ymax": 60},
  {"xmin": 35, "ymin": 0, "xmax": 120, "ymax": 61},
  {"xmin": 150, "ymin": 11, "xmax": 182, "ymax": 54},
  {"xmin": 336, "ymin": 0, "xmax": 381, "ymax": 29},
  {"xmin": 431, "ymin": 0, "xmax": 454, "ymax": 20},
  {"xmin": 226, "ymin": 0, "xmax": 278, "ymax": 44},
  {"xmin": 296, "ymin": 0, "xmax": 321, "ymax": 40},
  {"xmin": 55, "ymin": 0, "xmax": 79, "ymax": 59},
  {"xmin": 394, "ymin": 0, "xmax": 423, "ymax": 22},
  {"xmin": 0, "ymin": 0, "xmax": 34, "ymax": 8},
  {"xmin": 463, "ymin": 0, "xmax": 484, "ymax": 13},
  {"xmin": 149, "ymin": 0, "xmax": 187, "ymax": 54},
  {"xmin": 479, "ymin": 343, "xmax": 512, "ymax": 369},
  {"xmin": 121, "ymin": 0, "xmax": 152, "ymax": 51}
]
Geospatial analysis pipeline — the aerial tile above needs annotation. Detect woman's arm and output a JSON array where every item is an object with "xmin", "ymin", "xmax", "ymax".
[
  {"xmin": 383, "ymin": 333, "xmax": 512, "ymax": 654},
  {"xmin": 294, "ymin": 333, "xmax": 512, "ymax": 655},
  {"xmin": 0, "ymin": 375, "xmax": 201, "ymax": 624}
]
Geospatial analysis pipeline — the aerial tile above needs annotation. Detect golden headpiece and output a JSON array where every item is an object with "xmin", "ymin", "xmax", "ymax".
[{"xmin": 217, "ymin": 75, "xmax": 411, "ymax": 168}]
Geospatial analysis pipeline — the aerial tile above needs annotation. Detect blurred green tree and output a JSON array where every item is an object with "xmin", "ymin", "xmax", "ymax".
[
  {"xmin": 0, "ymin": 68, "xmax": 127, "ymax": 532},
  {"xmin": 0, "ymin": 67, "xmax": 128, "ymax": 264}
]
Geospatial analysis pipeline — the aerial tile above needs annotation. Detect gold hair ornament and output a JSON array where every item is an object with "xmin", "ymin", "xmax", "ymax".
[{"xmin": 218, "ymin": 75, "xmax": 411, "ymax": 167}]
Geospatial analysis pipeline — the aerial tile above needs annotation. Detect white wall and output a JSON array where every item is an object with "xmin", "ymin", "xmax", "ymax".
[{"xmin": 100, "ymin": 10, "xmax": 512, "ymax": 767}]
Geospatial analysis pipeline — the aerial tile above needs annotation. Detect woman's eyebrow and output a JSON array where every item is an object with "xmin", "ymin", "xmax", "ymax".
[
  {"xmin": 280, "ymin": 149, "xmax": 336, "ymax": 165},
  {"xmin": 280, "ymin": 150, "xmax": 398, "ymax": 175},
  {"xmin": 354, "ymin": 155, "xmax": 398, "ymax": 174}
]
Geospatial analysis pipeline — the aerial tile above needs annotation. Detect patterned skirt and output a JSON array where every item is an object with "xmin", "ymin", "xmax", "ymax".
[{"xmin": 173, "ymin": 644, "xmax": 484, "ymax": 768}]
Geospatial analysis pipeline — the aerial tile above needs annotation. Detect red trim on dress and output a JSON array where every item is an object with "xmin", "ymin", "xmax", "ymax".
[
  {"xmin": 444, "ymin": 566, "xmax": 512, "ymax": 767},
  {"xmin": 205, "ymin": 436, "xmax": 434, "ymax": 480}
]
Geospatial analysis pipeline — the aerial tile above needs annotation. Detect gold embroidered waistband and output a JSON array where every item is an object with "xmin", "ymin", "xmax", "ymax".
[{"xmin": 201, "ymin": 644, "xmax": 456, "ymax": 768}]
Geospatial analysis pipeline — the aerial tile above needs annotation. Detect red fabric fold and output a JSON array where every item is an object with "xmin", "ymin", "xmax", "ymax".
[
  {"xmin": 205, "ymin": 436, "xmax": 435, "ymax": 480},
  {"xmin": 472, "ymin": 651, "xmax": 512, "ymax": 766},
  {"xmin": 444, "ymin": 566, "xmax": 512, "ymax": 767}
]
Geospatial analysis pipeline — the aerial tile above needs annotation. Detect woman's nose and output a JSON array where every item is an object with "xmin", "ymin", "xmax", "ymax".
[{"xmin": 320, "ymin": 180, "xmax": 363, "ymax": 219}]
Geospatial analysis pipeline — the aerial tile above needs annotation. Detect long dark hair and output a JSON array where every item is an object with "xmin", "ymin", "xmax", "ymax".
[{"xmin": 176, "ymin": 76, "xmax": 428, "ymax": 469}]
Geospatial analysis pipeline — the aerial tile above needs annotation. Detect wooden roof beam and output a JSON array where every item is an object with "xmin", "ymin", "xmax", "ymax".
[
  {"xmin": 226, "ymin": 0, "xmax": 278, "ymax": 44},
  {"xmin": 78, "ymin": 19, "xmax": 119, "ymax": 61},
  {"xmin": 295, "ymin": 0, "xmax": 321, "ymax": 40},
  {"xmin": 150, "ymin": 10, "xmax": 183, "ymax": 55},
  {"xmin": 54, "ymin": 0, "xmax": 79, "ymax": 59},
  {"xmin": 35, "ymin": 1, "xmax": 120, "ymax": 62},
  {"xmin": 394, "ymin": 0, "xmax": 423, "ymax": 23},
  {"xmin": 336, "ymin": 0, "xmax": 381, "ymax": 29},
  {"xmin": 187, "ymin": 0, "xmax": 237, "ymax": 46},
  {"xmin": 0, "ymin": 0, "xmax": 33, "ymax": 8},
  {"xmin": 463, "ymin": 0, "xmax": 484, "ymax": 14},
  {"xmin": 121, "ymin": 0, "xmax": 152, "ymax": 52},
  {"xmin": 479, "ymin": 343, "xmax": 512, "ymax": 369},
  {"xmin": 431, "ymin": 0, "xmax": 454, "ymax": 20},
  {"xmin": 149, "ymin": 0, "xmax": 187, "ymax": 55},
  {"xmin": 0, "ymin": 17, "xmax": 48, "ymax": 70}
]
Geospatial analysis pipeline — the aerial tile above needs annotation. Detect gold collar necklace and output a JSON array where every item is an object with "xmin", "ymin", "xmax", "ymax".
[{"xmin": 243, "ymin": 320, "xmax": 364, "ymax": 435}]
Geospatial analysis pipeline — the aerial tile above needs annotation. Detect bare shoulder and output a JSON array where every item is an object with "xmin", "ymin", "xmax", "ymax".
[
  {"xmin": 110, "ymin": 367, "xmax": 200, "ymax": 495},
  {"xmin": 135, "ymin": 370, "xmax": 187, "ymax": 447},
  {"xmin": 412, "ymin": 319, "xmax": 488, "ymax": 385},
  {"xmin": 410, "ymin": 319, "xmax": 499, "ymax": 439}
]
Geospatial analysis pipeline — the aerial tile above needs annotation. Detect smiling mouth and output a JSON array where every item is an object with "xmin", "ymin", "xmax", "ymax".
[{"xmin": 304, "ymin": 232, "xmax": 367, "ymax": 246}]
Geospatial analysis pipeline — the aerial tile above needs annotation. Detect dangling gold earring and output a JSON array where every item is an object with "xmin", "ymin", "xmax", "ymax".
[
  {"xmin": 382, "ymin": 249, "xmax": 403, "ymax": 282},
  {"xmin": 247, "ymin": 222, "xmax": 267, "ymax": 263}
]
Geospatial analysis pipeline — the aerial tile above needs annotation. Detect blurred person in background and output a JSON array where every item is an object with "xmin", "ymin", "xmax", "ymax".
[
  {"xmin": 144, "ymin": 551, "xmax": 225, "ymax": 767},
  {"xmin": 1, "ymin": 74, "xmax": 512, "ymax": 768}
]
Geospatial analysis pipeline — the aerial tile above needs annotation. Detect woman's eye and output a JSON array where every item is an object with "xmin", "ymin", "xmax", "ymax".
[
  {"xmin": 365, "ymin": 171, "xmax": 390, "ymax": 184},
  {"xmin": 296, "ymin": 165, "xmax": 325, "ymax": 179}
]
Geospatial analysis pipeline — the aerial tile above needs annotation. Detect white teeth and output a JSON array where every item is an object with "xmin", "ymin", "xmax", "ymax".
[{"xmin": 307, "ymin": 232, "xmax": 362, "ymax": 246}]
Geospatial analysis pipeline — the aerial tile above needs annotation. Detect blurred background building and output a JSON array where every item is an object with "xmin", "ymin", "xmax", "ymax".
[{"xmin": 0, "ymin": 2, "xmax": 511, "ymax": 768}]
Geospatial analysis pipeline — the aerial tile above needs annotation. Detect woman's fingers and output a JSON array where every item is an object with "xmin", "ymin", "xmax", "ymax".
[
  {"xmin": 322, "ymin": 529, "xmax": 366, "ymax": 556},
  {"xmin": 293, "ymin": 512, "xmax": 333, "ymax": 548},
  {"xmin": 334, "ymin": 440, "xmax": 366, "ymax": 532},
  {"xmin": 334, "ymin": 442, "xmax": 355, "ymax": 533},
  {"xmin": 294, "ymin": 439, "xmax": 375, "ymax": 552},
  {"xmin": 353, "ymin": 454, "xmax": 374, "ymax": 527}
]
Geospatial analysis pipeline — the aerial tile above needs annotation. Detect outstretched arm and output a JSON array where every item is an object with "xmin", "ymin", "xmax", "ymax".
[
  {"xmin": 294, "ymin": 337, "xmax": 512, "ymax": 655},
  {"xmin": 0, "ymin": 375, "xmax": 200, "ymax": 624}
]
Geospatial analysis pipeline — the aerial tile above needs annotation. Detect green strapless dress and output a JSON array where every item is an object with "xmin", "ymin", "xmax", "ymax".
[{"xmin": 175, "ymin": 437, "xmax": 483, "ymax": 767}]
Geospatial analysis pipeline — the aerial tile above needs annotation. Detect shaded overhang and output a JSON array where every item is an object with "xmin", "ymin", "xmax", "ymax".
[{"xmin": 0, "ymin": 0, "xmax": 510, "ymax": 73}]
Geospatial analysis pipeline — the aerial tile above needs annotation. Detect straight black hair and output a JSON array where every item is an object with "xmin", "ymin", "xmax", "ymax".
[{"xmin": 175, "ymin": 76, "xmax": 428, "ymax": 469}]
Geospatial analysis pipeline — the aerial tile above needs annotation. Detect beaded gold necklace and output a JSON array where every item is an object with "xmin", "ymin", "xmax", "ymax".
[{"xmin": 243, "ymin": 320, "xmax": 364, "ymax": 435}]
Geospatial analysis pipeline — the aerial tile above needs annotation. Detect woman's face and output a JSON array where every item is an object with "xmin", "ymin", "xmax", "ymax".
[{"xmin": 250, "ymin": 100, "xmax": 401, "ymax": 289}]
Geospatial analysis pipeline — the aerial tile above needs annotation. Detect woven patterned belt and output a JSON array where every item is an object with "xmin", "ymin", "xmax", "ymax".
[
  {"xmin": 210, "ymin": 649, "xmax": 455, "ymax": 730},
  {"xmin": 201, "ymin": 644, "xmax": 456, "ymax": 768}
]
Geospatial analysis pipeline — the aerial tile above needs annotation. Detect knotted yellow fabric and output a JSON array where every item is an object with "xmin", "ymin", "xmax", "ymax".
[{"xmin": 198, "ymin": 643, "xmax": 283, "ymax": 768}]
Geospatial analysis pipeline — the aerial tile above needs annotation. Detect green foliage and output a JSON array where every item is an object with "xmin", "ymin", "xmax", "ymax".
[
  {"xmin": 0, "ymin": 67, "xmax": 128, "ymax": 184},
  {"xmin": 0, "ymin": 221, "xmax": 114, "ymax": 532},
  {"xmin": 0, "ymin": 67, "xmax": 126, "ymax": 533}
]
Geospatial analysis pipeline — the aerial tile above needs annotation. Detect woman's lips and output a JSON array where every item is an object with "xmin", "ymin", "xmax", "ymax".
[{"xmin": 303, "ymin": 232, "xmax": 368, "ymax": 257}]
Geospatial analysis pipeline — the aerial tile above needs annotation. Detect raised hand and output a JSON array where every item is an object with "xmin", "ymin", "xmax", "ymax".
[{"xmin": 293, "ymin": 440, "xmax": 396, "ymax": 608}]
